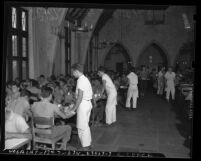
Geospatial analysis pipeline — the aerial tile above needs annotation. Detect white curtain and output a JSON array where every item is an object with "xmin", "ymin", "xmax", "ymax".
[{"xmin": 46, "ymin": 8, "xmax": 68, "ymax": 76}]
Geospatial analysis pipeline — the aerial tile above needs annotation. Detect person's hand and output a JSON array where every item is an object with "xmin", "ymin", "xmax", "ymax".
[{"xmin": 65, "ymin": 111, "xmax": 76, "ymax": 119}]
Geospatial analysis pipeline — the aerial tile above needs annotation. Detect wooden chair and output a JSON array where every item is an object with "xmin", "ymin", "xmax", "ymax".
[
  {"xmin": 90, "ymin": 98, "xmax": 97, "ymax": 127},
  {"xmin": 67, "ymin": 122, "xmax": 80, "ymax": 147},
  {"xmin": 31, "ymin": 116, "xmax": 68, "ymax": 150}
]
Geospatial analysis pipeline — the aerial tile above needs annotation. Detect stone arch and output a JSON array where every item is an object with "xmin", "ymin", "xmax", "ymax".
[
  {"xmin": 137, "ymin": 40, "xmax": 170, "ymax": 69},
  {"xmin": 103, "ymin": 41, "xmax": 132, "ymax": 72},
  {"xmin": 102, "ymin": 41, "xmax": 132, "ymax": 65}
]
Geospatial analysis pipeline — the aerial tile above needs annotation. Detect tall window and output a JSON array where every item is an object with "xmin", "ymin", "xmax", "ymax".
[
  {"xmin": 7, "ymin": 7, "xmax": 29, "ymax": 81},
  {"xmin": 144, "ymin": 10, "xmax": 165, "ymax": 25},
  {"xmin": 65, "ymin": 22, "xmax": 71, "ymax": 75}
]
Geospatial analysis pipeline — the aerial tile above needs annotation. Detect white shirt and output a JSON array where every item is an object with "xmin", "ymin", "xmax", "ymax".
[
  {"xmin": 127, "ymin": 72, "xmax": 138, "ymax": 88},
  {"xmin": 76, "ymin": 75, "xmax": 93, "ymax": 101},
  {"xmin": 7, "ymin": 97, "xmax": 30, "ymax": 116},
  {"xmin": 102, "ymin": 74, "xmax": 116, "ymax": 93},
  {"xmin": 158, "ymin": 71, "xmax": 163, "ymax": 78},
  {"xmin": 165, "ymin": 72, "xmax": 176, "ymax": 87},
  {"xmin": 5, "ymin": 111, "xmax": 29, "ymax": 133}
]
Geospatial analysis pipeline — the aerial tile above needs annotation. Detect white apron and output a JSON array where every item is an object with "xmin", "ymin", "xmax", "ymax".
[
  {"xmin": 105, "ymin": 88, "xmax": 117, "ymax": 125},
  {"xmin": 126, "ymin": 85, "xmax": 138, "ymax": 108},
  {"xmin": 166, "ymin": 80, "xmax": 175, "ymax": 100},
  {"xmin": 76, "ymin": 100, "xmax": 92, "ymax": 130},
  {"xmin": 76, "ymin": 100, "xmax": 92, "ymax": 147}
]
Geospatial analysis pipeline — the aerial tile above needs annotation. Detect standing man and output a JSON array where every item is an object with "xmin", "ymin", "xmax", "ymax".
[
  {"xmin": 71, "ymin": 63, "xmax": 93, "ymax": 151},
  {"xmin": 97, "ymin": 66, "xmax": 117, "ymax": 126},
  {"xmin": 140, "ymin": 66, "xmax": 149, "ymax": 98},
  {"xmin": 157, "ymin": 67, "xmax": 165, "ymax": 95},
  {"xmin": 164, "ymin": 67, "xmax": 176, "ymax": 102},
  {"xmin": 125, "ymin": 67, "xmax": 139, "ymax": 111}
]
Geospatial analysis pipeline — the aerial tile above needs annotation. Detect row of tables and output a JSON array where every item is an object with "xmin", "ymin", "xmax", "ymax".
[{"xmin": 174, "ymin": 83, "xmax": 193, "ymax": 154}]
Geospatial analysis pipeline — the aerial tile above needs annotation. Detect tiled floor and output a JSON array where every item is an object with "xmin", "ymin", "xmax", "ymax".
[{"xmin": 88, "ymin": 91, "xmax": 191, "ymax": 158}]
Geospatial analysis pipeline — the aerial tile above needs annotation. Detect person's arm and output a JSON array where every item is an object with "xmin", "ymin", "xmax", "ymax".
[
  {"xmin": 71, "ymin": 89, "xmax": 83, "ymax": 112},
  {"xmin": 54, "ymin": 105, "xmax": 74, "ymax": 119},
  {"xmin": 101, "ymin": 80, "xmax": 106, "ymax": 95}
]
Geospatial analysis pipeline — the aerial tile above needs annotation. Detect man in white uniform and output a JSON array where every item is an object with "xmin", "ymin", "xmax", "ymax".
[
  {"xmin": 71, "ymin": 63, "xmax": 93, "ymax": 151},
  {"xmin": 98, "ymin": 66, "xmax": 117, "ymax": 126},
  {"xmin": 125, "ymin": 67, "xmax": 138, "ymax": 111},
  {"xmin": 164, "ymin": 67, "xmax": 176, "ymax": 102}
]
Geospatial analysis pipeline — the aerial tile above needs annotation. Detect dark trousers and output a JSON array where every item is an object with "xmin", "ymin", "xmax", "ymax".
[{"xmin": 141, "ymin": 80, "xmax": 148, "ymax": 94}]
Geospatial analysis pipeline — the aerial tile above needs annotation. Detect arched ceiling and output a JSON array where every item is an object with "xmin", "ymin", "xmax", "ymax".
[{"xmin": 65, "ymin": 8, "xmax": 90, "ymax": 24}]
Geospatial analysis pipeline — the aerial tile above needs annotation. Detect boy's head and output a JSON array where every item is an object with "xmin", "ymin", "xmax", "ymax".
[
  {"xmin": 41, "ymin": 86, "xmax": 53, "ymax": 101},
  {"xmin": 11, "ymin": 81, "xmax": 20, "ymax": 93},
  {"xmin": 71, "ymin": 63, "xmax": 84, "ymax": 78},
  {"xmin": 97, "ymin": 66, "xmax": 105, "ymax": 77},
  {"xmin": 59, "ymin": 78, "xmax": 67, "ymax": 86},
  {"xmin": 39, "ymin": 75, "xmax": 46, "ymax": 82},
  {"xmin": 168, "ymin": 67, "xmax": 173, "ymax": 72},
  {"xmin": 20, "ymin": 89, "xmax": 31, "ymax": 101}
]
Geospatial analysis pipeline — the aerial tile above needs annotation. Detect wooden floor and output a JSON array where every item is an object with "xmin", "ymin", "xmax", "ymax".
[{"xmin": 69, "ymin": 91, "xmax": 191, "ymax": 158}]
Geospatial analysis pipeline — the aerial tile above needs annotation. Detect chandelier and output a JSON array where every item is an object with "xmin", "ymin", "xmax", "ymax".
[
  {"xmin": 71, "ymin": 20, "xmax": 93, "ymax": 33},
  {"xmin": 93, "ymin": 40, "xmax": 118, "ymax": 49}
]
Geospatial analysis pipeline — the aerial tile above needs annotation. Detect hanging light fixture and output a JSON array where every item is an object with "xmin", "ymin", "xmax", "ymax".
[{"xmin": 71, "ymin": 20, "xmax": 93, "ymax": 32}]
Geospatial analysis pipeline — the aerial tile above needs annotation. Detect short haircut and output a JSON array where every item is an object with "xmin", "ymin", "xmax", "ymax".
[
  {"xmin": 6, "ymin": 80, "xmax": 14, "ymax": 88},
  {"xmin": 10, "ymin": 81, "xmax": 20, "ymax": 88},
  {"xmin": 130, "ymin": 66, "xmax": 136, "ymax": 73},
  {"xmin": 20, "ymin": 89, "xmax": 31, "ymax": 97},
  {"xmin": 71, "ymin": 63, "xmax": 84, "ymax": 73},
  {"xmin": 55, "ymin": 81, "xmax": 60, "ymax": 87},
  {"xmin": 31, "ymin": 79, "xmax": 39, "ymax": 88},
  {"xmin": 39, "ymin": 75, "xmax": 45, "ymax": 78},
  {"xmin": 41, "ymin": 86, "xmax": 53, "ymax": 98},
  {"xmin": 98, "ymin": 66, "xmax": 105, "ymax": 73},
  {"xmin": 59, "ymin": 78, "xmax": 67, "ymax": 84}
]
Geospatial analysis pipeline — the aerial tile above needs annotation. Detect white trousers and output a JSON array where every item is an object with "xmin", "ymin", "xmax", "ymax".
[
  {"xmin": 105, "ymin": 90, "xmax": 117, "ymax": 125},
  {"xmin": 126, "ymin": 87, "xmax": 138, "ymax": 108},
  {"xmin": 77, "ymin": 100, "xmax": 92, "ymax": 147},
  {"xmin": 166, "ymin": 86, "xmax": 175, "ymax": 100}
]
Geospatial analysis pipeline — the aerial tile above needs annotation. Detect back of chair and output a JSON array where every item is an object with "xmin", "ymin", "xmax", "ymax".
[
  {"xmin": 31, "ymin": 116, "xmax": 55, "ymax": 138},
  {"xmin": 33, "ymin": 117, "xmax": 54, "ymax": 126}
]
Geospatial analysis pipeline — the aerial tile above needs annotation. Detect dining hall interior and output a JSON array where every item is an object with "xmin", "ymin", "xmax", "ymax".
[{"xmin": 2, "ymin": 2, "xmax": 196, "ymax": 158}]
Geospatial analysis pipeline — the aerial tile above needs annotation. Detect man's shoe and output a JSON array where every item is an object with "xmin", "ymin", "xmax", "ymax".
[{"xmin": 125, "ymin": 107, "xmax": 130, "ymax": 110}]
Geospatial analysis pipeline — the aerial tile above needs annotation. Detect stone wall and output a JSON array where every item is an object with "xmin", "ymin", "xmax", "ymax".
[{"xmin": 97, "ymin": 6, "xmax": 195, "ymax": 70}]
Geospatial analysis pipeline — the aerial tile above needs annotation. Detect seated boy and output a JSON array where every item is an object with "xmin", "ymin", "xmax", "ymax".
[
  {"xmin": 5, "ymin": 108, "xmax": 31, "ymax": 149},
  {"xmin": 31, "ymin": 86, "xmax": 73, "ymax": 144}
]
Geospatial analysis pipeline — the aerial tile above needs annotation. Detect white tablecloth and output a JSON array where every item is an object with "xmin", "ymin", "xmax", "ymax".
[{"xmin": 5, "ymin": 138, "xmax": 29, "ymax": 149}]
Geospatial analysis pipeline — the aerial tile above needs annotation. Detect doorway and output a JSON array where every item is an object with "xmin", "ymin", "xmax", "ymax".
[{"xmin": 138, "ymin": 42, "xmax": 168, "ymax": 71}]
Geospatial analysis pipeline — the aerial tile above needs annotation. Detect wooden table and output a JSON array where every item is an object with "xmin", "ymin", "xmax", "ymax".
[{"xmin": 5, "ymin": 138, "xmax": 30, "ymax": 149}]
